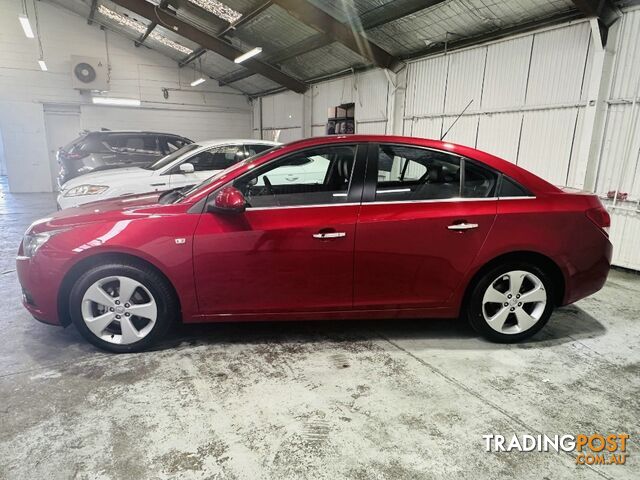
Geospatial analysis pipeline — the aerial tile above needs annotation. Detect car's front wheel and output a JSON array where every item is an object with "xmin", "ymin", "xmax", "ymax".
[
  {"xmin": 466, "ymin": 262, "xmax": 554, "ymax": 342},
  {"xmin": 69, "ymin": 263, "xmax": 177, "ymax": 352}
]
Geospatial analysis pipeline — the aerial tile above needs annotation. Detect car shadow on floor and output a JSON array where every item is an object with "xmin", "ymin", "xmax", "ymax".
[{"xmin": 152, "ymin": 304, "xmax": 607, "ymax": 353}]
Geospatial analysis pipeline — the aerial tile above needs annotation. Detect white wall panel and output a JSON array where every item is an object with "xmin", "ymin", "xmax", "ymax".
[
  {"xmin": 262, "ymin": 128, "xmax": 303, "ymax": 143},
  {"xmin": 311, "ymin": 125, "xmax": 326, "ymax": 137},
  {"xmin": 356, "ymin": 121, "xmax": 387, "ymax": 134},
  {"xmin": 444, "ymin": 49, "xmax": 486, "ymax": 114},
  {"xmin": 261, "ymin": 91, "xmax": 303, "ymax": 129},
  {"xmin": 525, "ymin": 23, "xmax": 591, "ymax": 105},
  {"xmin": 518, "ymin": 108, "xmax": 579, "ymax": 185},
  {"xmin": 441, "ymin": 115, "xmax": 479, "ymax": 147},
  {"xmin": 80, "ymin": 106, "xmax": 251, "ymax": 142},
  {"xmin": 482, "ymin": 37, "xmax": 532, "ymax": 109},
  {"xmin": 476, "ymin": 112, "xmax": 523, "ymax": 163},
  {"xmin": 406, "ymin": 117, "xmax": 443, "ymax": 139},
  {"xmin": 596, "ymin": 104, "xmax": 640, "ymax": 198},
  {"xmin": 609, "ymin": 209, "xmax": 640, "ymax": 270},
  {"xmin": 355, "ymin": 70, "xmax": 389, "ymax": 122},
  {"xmin": 610, "ymin": 9, "xmax": 640, "ymax": 100},
  {"xmin": 405, "ymin": 56, "xmax": 448, "ymax": 116}
]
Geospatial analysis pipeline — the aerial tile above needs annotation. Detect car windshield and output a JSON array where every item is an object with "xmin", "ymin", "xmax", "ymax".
[
  {"xmin": 143, "ymin": 144, "xmax": 200, "ymax": 170},
  {"xmin": 169, "ymin": 144, "xmax": 283, "ymax": 204}
]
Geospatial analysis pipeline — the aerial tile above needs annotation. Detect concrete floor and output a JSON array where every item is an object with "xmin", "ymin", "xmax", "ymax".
[{"xmin": 0, "ymin": 177, "xmax": 638, "ymax": 480}]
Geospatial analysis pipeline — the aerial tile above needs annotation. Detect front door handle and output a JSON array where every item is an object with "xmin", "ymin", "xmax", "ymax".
[
  {"xmin": 313, "ymin": 232, "xmax": 346, "ymax": 239},
  {"xmin": 286, "ymin": 175, "xmax": 299, "ymax": 182},
  {"xmin": 448, "ymin": 222, "xmax": 479, "ymax": 231}
]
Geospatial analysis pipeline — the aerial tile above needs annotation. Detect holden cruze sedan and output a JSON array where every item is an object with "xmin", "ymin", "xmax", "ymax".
[{"xmin": 17, "ymin": 135, "xmax": 612, "ymax": 353}]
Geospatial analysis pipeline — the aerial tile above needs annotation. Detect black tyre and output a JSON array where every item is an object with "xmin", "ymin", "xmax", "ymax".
[
  {"xmin": 69, "ymin": 263, "xmax": 178, "ymax": 353},
  {"xmin": 466, "ymin": 262, "xmax": 555, "ymax": 343}
]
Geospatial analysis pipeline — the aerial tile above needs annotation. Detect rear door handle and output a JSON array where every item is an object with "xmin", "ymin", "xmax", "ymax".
[
  {"xmin": 448, "ymin": 222, "xmax": 479, "ymax": 231},
  {"xmin": 285, "ymin": 175, "xmax": 299, "ymax": 182},
  {"xmin": 313, "ymin": 232, "xmax": 346, "ymax": 239}
]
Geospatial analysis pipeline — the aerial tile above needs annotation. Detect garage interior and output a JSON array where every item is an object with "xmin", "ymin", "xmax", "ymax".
[{"xmin": 1, "ymin": 0, "xmax": 639, "ymax": 479}]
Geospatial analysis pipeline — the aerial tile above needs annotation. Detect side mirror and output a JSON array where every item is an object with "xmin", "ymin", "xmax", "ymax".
[
  {"xmin": 207, "ymin": 186, "xmax": 246, "ymax": 214},
  {"xmin": 179, "ymin": 163, "xmax": 195, "ymax": 174}
]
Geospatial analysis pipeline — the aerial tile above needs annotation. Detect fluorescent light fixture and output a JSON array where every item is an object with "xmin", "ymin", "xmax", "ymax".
[
  {"xmin": 98, "ymin": 5, "xmax": 193, "ymax": 55},
  {"xmin": 190, "ymin": 77, "xmax": 206, "ymax": 86},
  {"xmin": 234, "ymin": 47, "xmax": 262, "ymax": 64},
  {"xmin": 92, "ymin": 97, "xmax": 141, "ymax": 107},
  {"xmin": 18, "ymin": 14, "xmax": 35, "ymax": 38},
  {"xmin": 38, "ymin": 60, "xmax": 47, "ymax": 71}
]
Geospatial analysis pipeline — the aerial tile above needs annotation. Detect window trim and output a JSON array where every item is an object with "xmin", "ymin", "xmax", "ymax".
[{"xmin": 206, "ymin": 142, "xmax": 368, "ymax": 211}]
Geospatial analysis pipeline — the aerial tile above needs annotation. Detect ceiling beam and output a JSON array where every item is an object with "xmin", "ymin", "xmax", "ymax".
[
  {"xmin": 110, "ymin": 0, "xmax": 307, "ymax": 93},
  {"xmin": 221, "ymin": 0, "xmax": 441, "ymax": 85},
  {"xmin": 270, "ymin": 0, "xmax": 403, "ymax": 72},
  {"xmin": 87, "ymin": 0, "xmax": 98, "ymax": 25},
  {"xmin": 135, "ymin": 0, "xmax": 169, "ymax": 47},
  {"xmin": 179, "ymin": 47, "xmax": 207, "ymax": 67},
  {"xmin": 570, "ymin": 0, "xmax": 620, "ymax": 27},
  {"xmin": 219, "ymin": 1, "xmax": 273, "ymax": 37},
  {"xmin": 178, "ymin": 1, "xmax": 272, "ymax": 68}
]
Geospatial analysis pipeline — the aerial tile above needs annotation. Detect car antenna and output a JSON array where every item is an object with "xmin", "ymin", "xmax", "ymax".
[{"xmin": 440, "ymin": 99, "xmax": 473, "ymax": 141}]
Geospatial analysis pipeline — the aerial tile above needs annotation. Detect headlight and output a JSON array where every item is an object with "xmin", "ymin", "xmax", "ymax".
[
  {"xmin": 64, "ymin": 184, "xmax": 108, "ymax": 197},
  {"xmin": 22, "ymin": 229, "xmax": 66, "ymax": 258}
]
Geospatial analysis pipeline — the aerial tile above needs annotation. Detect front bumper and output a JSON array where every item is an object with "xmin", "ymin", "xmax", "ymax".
[{"xmin": 17, "ymin": 255, "xmax": 64, "ymax": 326}]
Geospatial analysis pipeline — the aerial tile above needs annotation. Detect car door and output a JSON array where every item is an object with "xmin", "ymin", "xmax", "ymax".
[
  {"xmin": 168, "ymin": 145, "xmax": 244, "ymax": 189},
  {"xmin": 192, "ymin": 143, "xmax": 366, "ymax": 314},
  {"xmin": 353, "ymin": 143, "xmax": 498, "ymax": 309}
]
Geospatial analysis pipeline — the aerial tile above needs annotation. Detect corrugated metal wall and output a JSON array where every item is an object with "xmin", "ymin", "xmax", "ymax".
[
  {"xmin": 403, "ymin": 21, "xmax": 591, "ymax": 188},
  {"xmin": 596, "ymin": 9, "xmax": 640, "ymax": 270}
]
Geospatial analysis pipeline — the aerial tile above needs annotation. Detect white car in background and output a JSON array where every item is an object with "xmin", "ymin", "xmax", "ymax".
[{"xmin": 57, "ymin": 139, "xmax": 278, "ymax": 209}]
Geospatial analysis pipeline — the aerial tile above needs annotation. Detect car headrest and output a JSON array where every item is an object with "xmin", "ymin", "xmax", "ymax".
[{"xmin": 428, "ymin": 164, "xmax": 443, "ymax": 182}]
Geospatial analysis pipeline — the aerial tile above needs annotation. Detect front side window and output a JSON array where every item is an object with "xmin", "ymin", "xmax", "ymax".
[
  {"xmin": 233, "ymin": 145, "xmax": 357, "ymax": 208},
  {"xmin": 184, "ymin": 146, "xmax": 244, "ymax": 172}
]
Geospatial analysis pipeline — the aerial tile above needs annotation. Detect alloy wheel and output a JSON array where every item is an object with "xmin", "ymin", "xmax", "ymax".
[
  {"xmin": 481, "ymin": 270, "xmax": 547, "ymax": 334},
  {"xmin": 81, "ymin": 275, "xmax": 158, "ymax": 345}
]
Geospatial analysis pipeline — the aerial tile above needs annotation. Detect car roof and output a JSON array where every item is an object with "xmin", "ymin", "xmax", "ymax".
[{"xmin": 88, "ymin": 130, "xmax": 190, "ymax": 137}]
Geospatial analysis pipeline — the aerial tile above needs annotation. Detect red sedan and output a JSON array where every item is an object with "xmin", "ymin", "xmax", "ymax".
[{"xmin": 17, "ymin": 135, "xmax": 612, "ymax": 352}]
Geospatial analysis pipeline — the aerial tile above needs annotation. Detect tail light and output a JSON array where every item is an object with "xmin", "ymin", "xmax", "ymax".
[{"xmin": 586, "ymin": 206, "xmax": 610, "ymax": 236}]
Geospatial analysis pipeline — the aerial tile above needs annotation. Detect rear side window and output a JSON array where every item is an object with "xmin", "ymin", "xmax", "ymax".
[
  {"xmin": 372, "ymin": 144, "xmax": 500, "ymax": 202},
  {"xmin": 246, "ymin": 144, "xmax": 274, "ymax": 156},
  {"xmin": 374, "ymin": 145, "xmax": 461, "ymax": 201},
  {"xmin": 165, "ymin": 136, "xmax": 189, "ymax": 153},
  {"xmin": 499, "ymin": 176, "xmax": 531, "ymax": 197},
  {"xmin": 104, "ymin": 134, "xmax": 161, "ymax": 154},
  {"xmin": 463, "ymin": 160, "xmax": 498, "ymax": 198}
]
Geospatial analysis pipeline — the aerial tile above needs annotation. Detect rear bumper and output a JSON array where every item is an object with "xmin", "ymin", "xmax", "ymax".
[
  {"xmin": 16, "ymin": 255, "xmax": 64, "ymax": 326},
  {"xmin": 561, "ymin": 236, "xmax": 613, "ymax": 306}
]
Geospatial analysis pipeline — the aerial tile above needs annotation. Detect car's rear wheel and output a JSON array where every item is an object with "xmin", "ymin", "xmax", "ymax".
[
  {"xmin": 466, "ymin": 262, "xmax": 554, "ymax": 342},
  {"xmin": 69, "ymin": 263, "xmax": 177, "ymax": 352}
]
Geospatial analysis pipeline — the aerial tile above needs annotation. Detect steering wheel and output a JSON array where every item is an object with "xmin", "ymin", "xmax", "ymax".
[{"xmin": 263, "ymin": 175, "xmax": 273, "ymax": 195}]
